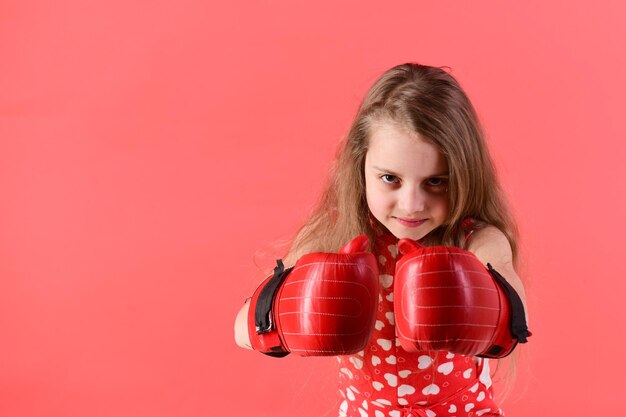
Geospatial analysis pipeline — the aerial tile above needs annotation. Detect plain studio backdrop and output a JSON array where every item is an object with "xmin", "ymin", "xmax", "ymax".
[{"xmin": 1, "ymin": 1, "xmax": 625, "ymax": 416}]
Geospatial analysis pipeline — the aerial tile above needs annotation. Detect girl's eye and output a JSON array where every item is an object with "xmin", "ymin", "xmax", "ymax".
[
  {"xmin": 381, "ymin": 174, "xmax": 399, "ymax": 184},
  {"xmin": 426, "ymin": 177, "xmax": 444, "ymax": 186},
  {"xmin": 425, "ymin": 178, "xmax": 448, "ymax": 193}
]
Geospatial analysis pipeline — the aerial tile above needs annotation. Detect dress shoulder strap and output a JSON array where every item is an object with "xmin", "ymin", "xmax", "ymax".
[{"xmin": 461, "ymin": 217, "xmax": 476, "ymax": 245}]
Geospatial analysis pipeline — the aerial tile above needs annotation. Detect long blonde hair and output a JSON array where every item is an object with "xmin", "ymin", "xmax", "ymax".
[{"xmin": 284, "ymin": 63, "xmax": 519, "ymax": 266}]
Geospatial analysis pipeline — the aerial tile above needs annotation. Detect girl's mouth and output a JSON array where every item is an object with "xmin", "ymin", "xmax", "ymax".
[{"xmin": 394, "ymin": 217, "xmax": 426, "ymax": 228}]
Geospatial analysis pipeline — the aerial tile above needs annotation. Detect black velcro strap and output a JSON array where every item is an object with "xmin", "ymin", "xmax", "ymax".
[
  {"xmin": 254, "ymin": 259, "xmax": 293, "ymax": 335},
  {"xmin": 487, "ymin": 263, "xmax": 532, "ymax": 343},
  {"xmin": 262, "ymin": 350, "xmax": 290, "ymax": 358},
  {"xmin": 482, "ymin": 345, "xmax": 505, "ymax": 357}
]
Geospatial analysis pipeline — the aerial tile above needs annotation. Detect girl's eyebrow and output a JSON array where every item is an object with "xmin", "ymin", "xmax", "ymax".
[
  {"xmin": 371, "ymin": 166, "xmax": 449, "ymax": 178},
  {"xmin": 372, "ymin": 166, "xmax": 401, "ymax": 177}
]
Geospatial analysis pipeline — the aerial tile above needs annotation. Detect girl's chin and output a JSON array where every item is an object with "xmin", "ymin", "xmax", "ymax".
[
  {"xmin": 391, "ymin": 222, "xmax": 442, "ymax": 240},
  {"xmin": 388, "ymin": 226, "xmax": 429, "ymax": 241}
]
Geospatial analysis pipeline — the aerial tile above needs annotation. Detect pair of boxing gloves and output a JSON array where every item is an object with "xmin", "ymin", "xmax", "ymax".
[{"xmin": 247, "ymin": 235, "xmax": 531, "ymax": 358}]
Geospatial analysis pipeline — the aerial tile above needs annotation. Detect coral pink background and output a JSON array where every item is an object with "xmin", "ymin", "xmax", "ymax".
[{"xmin": 1, "ymin": 1, "xmax": 624, "ymax": 416}]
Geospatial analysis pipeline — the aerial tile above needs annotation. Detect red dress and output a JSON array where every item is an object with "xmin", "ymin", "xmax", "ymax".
[{"xmin": 336, "ymin": 226, "xmax": 504, "ymax": 417}]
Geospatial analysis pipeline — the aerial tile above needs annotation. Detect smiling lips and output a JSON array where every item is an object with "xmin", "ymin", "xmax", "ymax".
[{"xmin": 394, "ymin": 217, "xmax": 427, "ymax": 228}]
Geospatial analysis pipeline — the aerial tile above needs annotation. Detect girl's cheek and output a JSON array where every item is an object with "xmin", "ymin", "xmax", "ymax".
[{"xmin": 439, "ymin": 200, "xmax": 450, "ymax": 216}]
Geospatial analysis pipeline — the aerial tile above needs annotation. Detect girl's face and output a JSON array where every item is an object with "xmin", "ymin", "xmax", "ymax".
[{"xmin": 364, "ymin": 121, "xmax": 449, "ymax": 241}]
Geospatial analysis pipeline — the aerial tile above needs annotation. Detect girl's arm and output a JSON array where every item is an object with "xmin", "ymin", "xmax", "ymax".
[
  {"xmin": 233, "ymin": 241, "xmax": 310, "ymax": 350},
  {"xmin": 234, "ymin": 300, "xmax": 252, "ymax": 350},
  {"xmin": 466, "ymin": 225, "xmax": 529, "ymax": 321}
]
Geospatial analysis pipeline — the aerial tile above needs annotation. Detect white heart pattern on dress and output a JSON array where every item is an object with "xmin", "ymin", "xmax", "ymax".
[
  {"xmin": 422, "ymin": 383, "xmax": 440, "ymax": 395},
  {"xmin": 346, "ymin": 387, "xmax": 355, "ymax": 401},
  {"xmin": 437, "ymin": 362, "xmax": 453, "ymax": 375},
  {"xmin": 349, "ymin": 356, "xmax": 364, "ymax": 370},
  {"xmin": 340, "ymin": 367, "xmax": 353, "ymax": 379},
  {"xmin": 383, "ymin": 373, "xmax": 398, "ymax": 387},
  {"xmin": 372, "ymin": 381, "xmax": 384, "ymax": 391},
  {"xmin": 418, "ymin": 355, "xmax": 434, "ymax": 369},
  {"xmin": 377, "ymin": 338, "xmax": 392, "ymax": 351},
  {"xmin": 380, "ymin": 274, "xmax": 393, "ymax": 288},
  {"xmin": 371, "ymin": 355, "xmax": 381, "ymax": 366},
  {"xmin": 388, "ymin": 244, "xmax": 398, "ymax": 258},
  {"xmin": 398, "ymin": 384, "xmax": 416, "ymax": 396},
  {"xmin": 448, "ymin": 404, "xmax": 457, "ymax": 413},
  {"xmin": 385, "ymin": 312, "xmax": 395, "ymax": 325}
]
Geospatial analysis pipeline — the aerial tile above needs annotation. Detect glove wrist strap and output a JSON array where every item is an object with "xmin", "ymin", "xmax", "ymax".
[
  {"xmin": 478, "ymin": 264, "xmax": 532, "ymax": 358},
  {"xmin": 253, "ymin": 259, "xmax": 293, "ymax": 358}
]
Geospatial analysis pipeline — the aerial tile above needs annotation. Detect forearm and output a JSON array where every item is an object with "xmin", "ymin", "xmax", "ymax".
[{"xmin": 234, "ymin": 300, "xmax": 252, "ymax": 350}]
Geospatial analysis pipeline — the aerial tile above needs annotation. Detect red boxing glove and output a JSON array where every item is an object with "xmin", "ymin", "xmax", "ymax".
[
  {"xmin": 247, "ymin": 235, "xmax": 380, "ymax": 357},
  {"xmin": 395, "ymin": 239, "xmax": 531, "ymax": 358}
]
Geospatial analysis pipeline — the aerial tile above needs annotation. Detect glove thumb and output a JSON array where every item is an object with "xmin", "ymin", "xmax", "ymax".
[
  {"xmin": 339, "ymin": 234, "xmax": 369, "ymax": 254},
  {"xmin": 397, "ymin": 238, "xmax": 424, "ymax": 256}
]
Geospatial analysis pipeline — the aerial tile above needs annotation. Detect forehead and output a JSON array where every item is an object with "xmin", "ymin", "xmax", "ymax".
[{"xmin": 365, "ymin": 121, "xmax": 448, "ymax": 176}]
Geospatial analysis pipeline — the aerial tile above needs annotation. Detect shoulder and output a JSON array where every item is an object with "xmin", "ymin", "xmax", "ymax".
[
  {"xmin": 466, "ymin": 225, "xmax": 513, "ymax": 267},
  {"xmin": 466, "ymin": 225, "xmax": 528, "ymax": 312}
]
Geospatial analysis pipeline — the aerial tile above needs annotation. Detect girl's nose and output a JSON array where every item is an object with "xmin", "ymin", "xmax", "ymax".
[{"xmin": 398, "ymin": 186, "xmax": 426, "ymax": 214}]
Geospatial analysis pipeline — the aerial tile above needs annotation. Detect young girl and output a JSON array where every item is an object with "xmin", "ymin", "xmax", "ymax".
[{"xmin": 234, "ymin": 63, "xmax": 530, "ymax": 416}]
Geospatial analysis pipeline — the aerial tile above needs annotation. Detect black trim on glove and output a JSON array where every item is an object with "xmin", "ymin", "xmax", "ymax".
[
  {"xmin": 254, "ymin": 259, "xmax": 293, "ymax": 358},
  {"xmin": 487, "ymin": 263, "xmax": 532, "ymax": 343}
]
